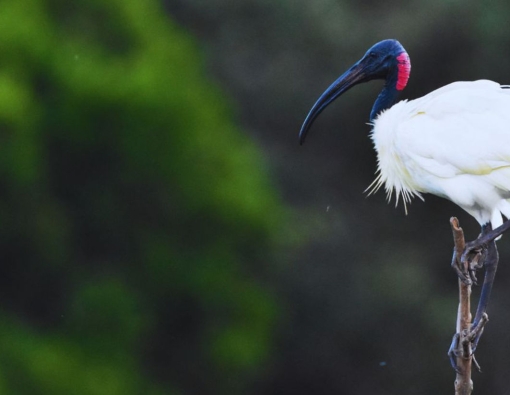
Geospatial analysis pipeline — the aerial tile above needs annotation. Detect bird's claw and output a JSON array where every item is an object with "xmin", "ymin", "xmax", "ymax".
[
  {"xmin": 472, "ymin": 354, "xmax": 482, "ymax": 373},
  {"xmin": 448, "ymin": 333, "xmax": 463, "ymax": 374},
  {"xmin": 451, "ymin": 240, "xmax": 487, "ymax": 285},
  {"xmin": 448, "ymin": 313, "xmax": 488, "ymax": 373},
  {"xmin": 451, "ymin": 256, "xmax": 472, "ymax": 285},
  {"xmin": 451, "ymin": 248, "xmax": 475, "ymax": 285}
]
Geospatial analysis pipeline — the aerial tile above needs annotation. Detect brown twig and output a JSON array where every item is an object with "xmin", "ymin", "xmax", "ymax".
[{"xmin": 450, "ymin": 217, "xmax": 473, "ymax": 395}]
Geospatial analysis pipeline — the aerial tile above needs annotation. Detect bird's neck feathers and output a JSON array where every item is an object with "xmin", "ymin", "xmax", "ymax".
[
  {"xmin": 370, "ymin": 83, "xmax": 400, "ymax": 121},
  {"xmin": 370, "ymin": 52, "xmax": 411, "ymax": 121}
]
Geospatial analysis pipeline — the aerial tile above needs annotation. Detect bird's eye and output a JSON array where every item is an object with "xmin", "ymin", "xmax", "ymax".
[{"xmin": 369, "ymin": 52, "xmax": 377, "ymax": 58}]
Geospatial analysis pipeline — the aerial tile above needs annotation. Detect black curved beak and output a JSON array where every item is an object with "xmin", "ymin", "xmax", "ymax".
[{"xmin": 299, "ymin": 61, "xmax": 368, "ymax": 145}]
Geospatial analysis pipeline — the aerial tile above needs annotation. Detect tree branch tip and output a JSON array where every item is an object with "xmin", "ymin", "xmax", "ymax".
[{"xmin": 450, "ymin": 217, "xmax": 463, "ymax": 233}]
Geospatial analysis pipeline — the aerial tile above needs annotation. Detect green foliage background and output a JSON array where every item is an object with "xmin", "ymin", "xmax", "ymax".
[{"xmin": 0, "ymin": 0, "xmax": 285, "ymax": 393}]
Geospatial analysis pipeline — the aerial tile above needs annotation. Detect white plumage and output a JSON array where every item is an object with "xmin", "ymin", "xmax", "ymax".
[{"xmin": 369, "ymin": 80, "xmax": 510, "ymax": 227}]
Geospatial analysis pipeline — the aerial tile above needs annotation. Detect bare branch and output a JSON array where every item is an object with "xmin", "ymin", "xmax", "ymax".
[{"xmin": 450, "ymin": 217, "xmax": 473, "ymax": 395}]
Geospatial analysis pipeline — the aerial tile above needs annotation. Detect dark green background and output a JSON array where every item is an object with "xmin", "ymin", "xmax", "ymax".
[{"xmin": 2, "ymin": 0, "xmax": 510, "ymax": 394}]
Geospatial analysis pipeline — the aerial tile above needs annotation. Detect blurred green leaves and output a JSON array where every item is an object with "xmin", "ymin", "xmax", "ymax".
[{"xmin": 0, "ymin": 0, "xmax": 285, "ymax": 393}]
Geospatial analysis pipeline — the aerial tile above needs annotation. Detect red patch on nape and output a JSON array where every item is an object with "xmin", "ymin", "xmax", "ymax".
[{"xmin": 396, "ymin": 52, "xmax": 411, "ymax": 91}]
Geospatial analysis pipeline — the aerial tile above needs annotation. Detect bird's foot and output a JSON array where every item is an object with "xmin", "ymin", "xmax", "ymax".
[
  {"xmin": 451, "ymin": 241, "xmax": 486, "ymax": 285},
  {"xmin": 452, "ymin": 245, "xmax": 486, "ymax": 285},
  {"xmin": 448, "ymin": 313, "xmax": 488, "ymax": 373}
]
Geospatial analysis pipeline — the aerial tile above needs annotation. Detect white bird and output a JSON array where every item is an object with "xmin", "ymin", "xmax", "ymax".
[{"xmin": 299, "ymin": 39, "xmax": 510, "ymax": 361}]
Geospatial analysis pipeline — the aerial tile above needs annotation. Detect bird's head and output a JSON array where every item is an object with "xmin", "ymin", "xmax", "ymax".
[{"xmin": 299, "ymin": 39, "xmax": 410, "ymax": 144}]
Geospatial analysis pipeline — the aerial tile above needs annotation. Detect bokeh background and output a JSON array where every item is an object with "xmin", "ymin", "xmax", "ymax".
[{"xmin": 2, "ymin": 0, "xmax": 510, "ymax": 394}]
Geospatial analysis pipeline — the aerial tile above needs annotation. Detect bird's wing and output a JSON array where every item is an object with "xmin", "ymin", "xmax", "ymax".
[{"xmin": 396, "ymin": 81, "xmax": 510, "ymax": 184}]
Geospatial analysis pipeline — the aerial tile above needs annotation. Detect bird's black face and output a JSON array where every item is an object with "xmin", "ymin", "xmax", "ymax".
[
  {"xmin": 299, "ymin": 39, "xmax": 410, "ymax": 144},
  {"xmin": 358, "ymin": 42, "xmax": 399, "ymax": 79}
]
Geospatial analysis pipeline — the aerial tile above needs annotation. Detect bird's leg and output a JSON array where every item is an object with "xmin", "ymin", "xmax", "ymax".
[
  {"xmin": 469, "ymin": 228, "xmax": 498, "ymax": 353},
  {"xmin": 448, "ymin": 222, "xmax": 495, "ymax": 373},
  {"xmin": 463, "ymin": 220, "xmax": 510, "ymax": 262}
]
